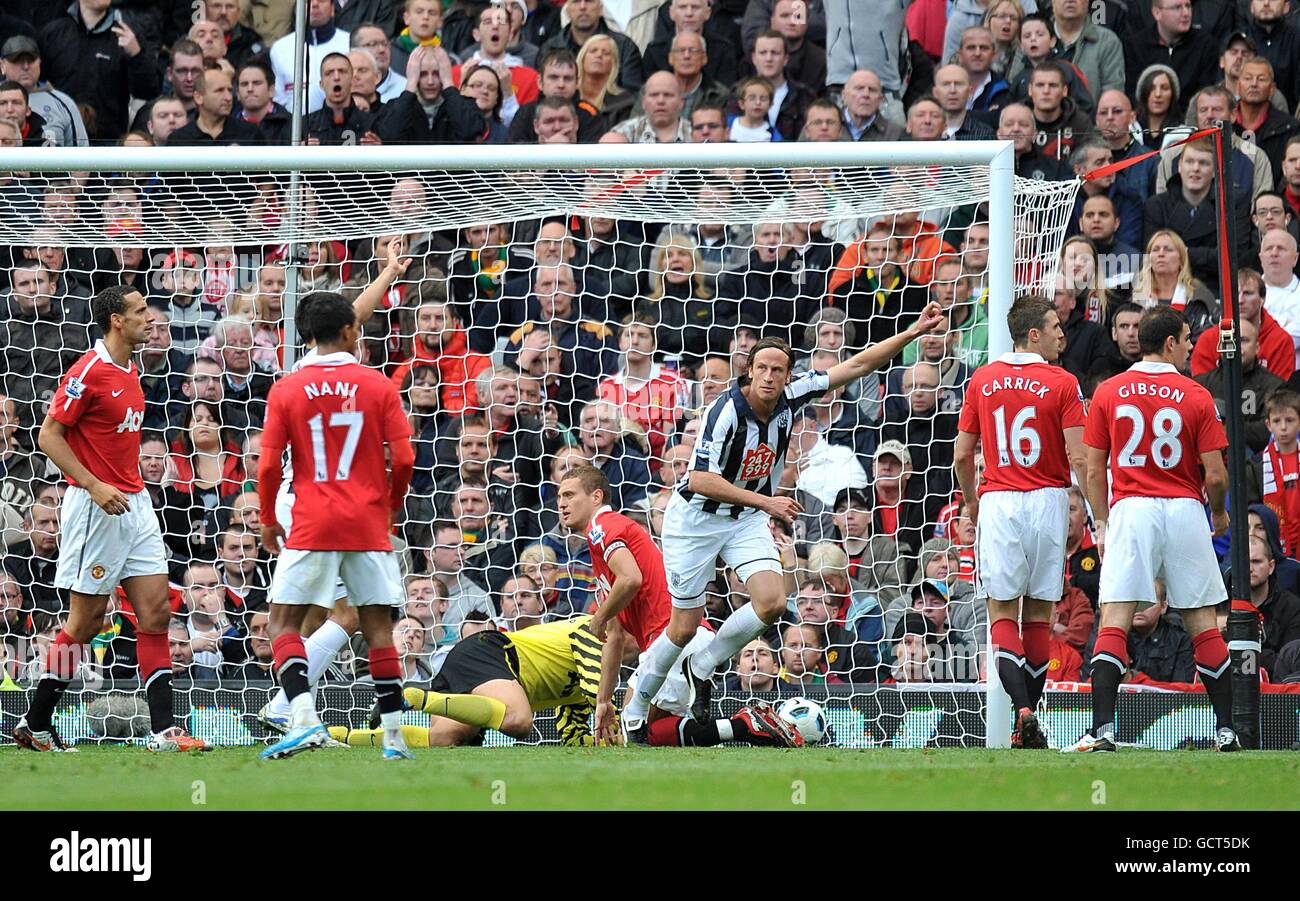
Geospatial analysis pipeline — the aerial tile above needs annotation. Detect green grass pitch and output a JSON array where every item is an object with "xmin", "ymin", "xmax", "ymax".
[{"xmin": 3, "ymin": 746, "xmax": 1298, "ymax": 810}]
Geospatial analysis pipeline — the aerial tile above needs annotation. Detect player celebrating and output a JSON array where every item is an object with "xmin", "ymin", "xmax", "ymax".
[
  {"xmin": 953, "ymin": 295, "xmax": 1088, "ymax": 748},
  {"xmin": 667, "ymin": 302, "xmax": 946, "ymax": 721},
  {"xmin": 257, "ymin": 292, "xmax": 416, "ymax": 760},
  {"xmin": 556, "ymin": 464, "xmax": 800, "ymax": 747},
  {"xmin": 13, "ymin": 286, "xmax": 209, "ymax": 752},
  {"xmin": 258, "ymin": 237, "xmax": 410, "ymax": 735},
  {"xmin": 1066, "ymin": 306, "xmax": 1238, "ymax": 752}
]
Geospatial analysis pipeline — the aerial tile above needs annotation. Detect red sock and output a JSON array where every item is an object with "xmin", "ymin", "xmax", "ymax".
[
  {"xmin": 135, "ymin": 629, "xmax": 170, "ymax": 684},
  {"xmin": 1022, "ymin": 621, "xmax": 1050, "ymax": 672},
  {"xmin": 368, "ymin": 644, "xmax": 401, "ymax": 681},
  {"xmin": 1091, "ymin": 626, "xmax": 1129, "ymax": 670},
  {"xmin": 271, "ymin": 633, "xmax": 308, "ymax": 675},
  {"xmin": 990, "ymin": 618, "xmax": 1024, "ymax": 659},
  {"xmin": 1192, "ymin": 628, "xmax": 1230, "ymax": 680},
  {"xmin": 648, "ymin": 716, "xmax": 684, "ymax": 746},
  {"xmin": 45, "ymin": 630, "xmax": 81, "ymax": 681}
]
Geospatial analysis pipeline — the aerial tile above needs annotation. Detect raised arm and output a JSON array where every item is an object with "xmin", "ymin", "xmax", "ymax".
[
  {"xmin": 825, "ymin": 301, "xmax": 946, "ymax": 391},
  {"xmin": 352, "ymin": 236, "xmax": 412, "ymax": 326}
]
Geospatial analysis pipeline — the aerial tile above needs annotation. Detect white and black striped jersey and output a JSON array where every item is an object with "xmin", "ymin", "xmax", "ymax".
[{"xmin": 675, "ymin": 370, "xmax": 832, "ymax": 519}]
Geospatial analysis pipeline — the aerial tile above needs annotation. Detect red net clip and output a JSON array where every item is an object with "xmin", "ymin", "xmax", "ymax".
[{"xmin": 1216, "ymin": 320, "xmax": 1237, "ymax": 358}]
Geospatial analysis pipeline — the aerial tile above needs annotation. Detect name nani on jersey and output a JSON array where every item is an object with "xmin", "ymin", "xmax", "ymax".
[
  {"xmin": 980, "ymin": 376, "xmax": 1052, "ymax": 398},
  {"xmin": 302, "ymin": 380, "xmax": 359, "ymax": 400}
]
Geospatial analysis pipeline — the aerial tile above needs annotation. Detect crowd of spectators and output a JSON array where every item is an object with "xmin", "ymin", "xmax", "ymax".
[{"xmin": 3, "ymin": 0, "xmax": 1300, "ymax": 696}]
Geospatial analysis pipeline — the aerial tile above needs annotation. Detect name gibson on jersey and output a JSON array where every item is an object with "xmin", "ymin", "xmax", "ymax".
[
  {"xmin": 1116, "ymin": 381, "xmax": 1186, "ymax": 403},
  {"xmin": 980, "ymin": 376, "xmax": 1052, "ymax": 398}
]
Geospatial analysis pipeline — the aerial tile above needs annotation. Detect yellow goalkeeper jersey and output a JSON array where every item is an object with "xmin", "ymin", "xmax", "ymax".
[{"xmin": 503, "ymin": 616, "xmax": 605, "ymax": 746}]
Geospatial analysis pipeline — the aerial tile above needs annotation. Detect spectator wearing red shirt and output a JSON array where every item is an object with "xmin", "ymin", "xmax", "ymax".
[
  {"xmin": 597, "ymin": 311, "xmax": 686, "ymax": 465},
  {"xmin": 391, "ymin": 300, "xmax": 491, "ymax": 416},
  {"xmin": 169, "ymin": 401, "xmax": 245, "ymax": 503}
]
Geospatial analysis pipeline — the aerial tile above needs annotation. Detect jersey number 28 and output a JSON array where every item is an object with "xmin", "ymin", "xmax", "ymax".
[
  {"xmin": 1115, "ymin": 404, "xmax": 1183, "ymax": 469},
  {"xmin": 308, "ymin": 411, "xmax": 364, "ymax": 481}
]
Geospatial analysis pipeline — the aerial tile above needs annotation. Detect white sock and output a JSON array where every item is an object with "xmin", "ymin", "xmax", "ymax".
[
  {"xmin": 716, "ymin": 719, "xmax": 734, "ymax": 742},
  {"xmin": 289, "ymin": 692, "xmax": 319, "ymax": 729},
  {"xmin": 625, "ymin": 632, "xmax": 688, "ymax": 721},
  {"xmin": 381, "ymin": 710, "xmax": 402, "ymax": 744},
  {"xmin": 305, "ymin": 620, "xmax": 351, "ymax": 684},
  {"xmin": 267, "ymin": 620, "xmax": 351, "ymax": 717},
  {"xmin": 690, "ymin": 603, "xmax": 766, "ymax": 679}
]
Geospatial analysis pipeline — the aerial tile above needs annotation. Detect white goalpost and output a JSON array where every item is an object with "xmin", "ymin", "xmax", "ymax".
[{"xmin": 0, "ymin": 142, "xmax": 1077, "ymax": 749}]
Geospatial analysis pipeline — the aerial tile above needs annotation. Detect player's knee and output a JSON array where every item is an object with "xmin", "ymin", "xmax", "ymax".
[
  {"xmin": 666, "ymin": 616, "xmax": 698, "ymax": 646},
  {"xmin": 331, "ymin": 603, "xmax": 359, "ymax": 634},
  {"xmin": 500, "ymin": 708, "xmax": 533, "ymax": 739}
]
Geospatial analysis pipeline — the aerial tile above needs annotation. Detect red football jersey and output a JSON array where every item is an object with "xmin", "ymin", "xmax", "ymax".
[
  {"xmin": 956, "ymin": 353, "xmax": 1087, "ymax": 495},
  {"xmin": 1084, "ymin": 362, "xmax": 1228, "ymax": 503},
  {"xmin": 596, "ymin": 365, "xmax": 686, "ymax": 461},
  {"xmin": 586, "ymin": 505, "xmax": 670, "ymax": 649},
  {"xmin": 48, "ymin": 341, "xmax": 147, "ymax": 493},
  {"xmin": 259, "ymin": 352, "xmax": 414, "ymax": 551}
]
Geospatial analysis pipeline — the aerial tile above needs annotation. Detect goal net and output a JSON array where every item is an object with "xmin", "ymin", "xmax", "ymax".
[{"xmin": 0, "ymin": 143, "xmax": 1077, "ymax": 748}]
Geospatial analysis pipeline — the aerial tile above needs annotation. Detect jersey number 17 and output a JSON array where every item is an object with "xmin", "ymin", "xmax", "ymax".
[{"xmin": 308, "ymin": 411, "xmax": 364, "ymax": 482}]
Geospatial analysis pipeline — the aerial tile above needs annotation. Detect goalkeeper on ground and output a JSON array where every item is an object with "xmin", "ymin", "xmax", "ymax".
[{"xmin": 331, "ymin": 615, "xmax": 610, "ymax": 748}]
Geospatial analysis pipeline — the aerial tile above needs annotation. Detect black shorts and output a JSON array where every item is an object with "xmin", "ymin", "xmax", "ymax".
[{"xmin": 431, "ymin": 630, "xmax": 519, "ymax": 695}]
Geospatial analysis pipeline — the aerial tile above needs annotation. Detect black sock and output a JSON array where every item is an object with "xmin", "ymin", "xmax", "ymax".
[
  {"xmin": 679, "ymin": 718, "xmax": 723, "ymax": 747},
  {"xmin": 1025, "ymin": 667, "xmax": 1048, "ymax": 712},
  {"xmin": 1090, "ymin": 659, "xmax": 1123, "ymax": 733},
  {"xmin": 996, "ymin": 654, "xmax": 1032, "ymax": 711},
  {"xmin": 26, "ymin": 677, "xmax": 69, "ymax": 732},
  {"xmin": 373, "ymin": 679, "xmax": 403, "ymax": 715},
  {"xmin": 144, "ymin": 671, "xmax": 175, "ymax": 734},
  {"xmin": 1200, "ymin": 671, "xmax": 1234, "ymax": 731},
  {"xmin": 277, "ymin": 661, "xmax": 310, "ymax": 704}
]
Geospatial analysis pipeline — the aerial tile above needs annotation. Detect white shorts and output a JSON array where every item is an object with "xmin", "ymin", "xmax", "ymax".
[
  {"xmin": 275, "ymin": 486, "xmax": 348, "ymax": 604},
  {"xmin": 1099, "ymin": 496, "xmax": 1227, "ymax": 609},
  {"xmin": 55, "ymin": 486, "xmax": 167, "ymax": 595},
  {"xmin": 660, "ymin": 494, "xmax": 782, "ymax": 608},
  {"xmin": 975, "ymin": 487, "xmax": 1069, "ymax": 603},
  {"xmin": 268, "ymin": 548, "xmax": 402, "ymax": 608},
  {"xmin": 628, "ymin": 626, "xmax": 714, "ymax": 717}
]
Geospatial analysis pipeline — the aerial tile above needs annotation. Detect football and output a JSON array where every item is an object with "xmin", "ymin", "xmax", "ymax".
[{"xmin": 777, "ymin": 697, "xmax": 828, "ymax": 745}]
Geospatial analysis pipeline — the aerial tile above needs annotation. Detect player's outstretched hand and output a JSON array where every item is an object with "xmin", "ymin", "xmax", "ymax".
[
  {"xmin": 382, "ymin": 235, "xmax": 412, "ymax": 277},
  {"xmin": 1211, "ymin": 509, "xmax": 1229, "ymax": 537},
  {"xmin": 594, "ymin": 701, "xmax": 622, "ymax": 747},
  {"xmin": 764, "ymin": 495, "xmax": 803, "ymax": 525},
  {"xmin": 261, "ymin": 522, "xmax": 286, "ymax": 556},
  {"xmin": 89, "ymin": 480, "xmax": 130, "ymax": 515},
  {"xmin": 913, "ymin": 301, "xmax": 946, "ymax": 336}
]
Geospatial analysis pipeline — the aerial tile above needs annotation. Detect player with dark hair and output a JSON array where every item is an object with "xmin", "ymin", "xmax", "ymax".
[
  {"xmin": 954, "ymin": 294, "xmax": 1088, "ymax": 748},
  {"xmin": 1067, "ymin": 306, "xmax": 1238, "ymax": 752},
  {"xmin": 257, "ymin": 291, "xmax": 416, "ymax": 760},
  {"xmin": 258, "ymin": 238, "xmax": 410, "ymax": 734},
  {"xmin": 556, "ymin": 464, "xmax": 800, "ymax": 747},
  {"xmin": 13, "ymin": 286, "xmax": 210, "ymax": 753},
  {"xmin": 665, "ymin": 302, "xmax": 946, "ymax": 722}
]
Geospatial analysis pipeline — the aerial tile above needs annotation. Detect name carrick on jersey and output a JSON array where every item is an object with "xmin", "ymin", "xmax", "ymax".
[
  {"xmin": 677, "ymin": 370, "xmax": 831, "ymax": 518},
  {"xmin": 957, "ymin": 352, "xmax": 1087, "ymax": 495},
  {"xmin": 505, "ymin": 615, "xmax": 603, "ymax": 746},
  {"xmin": 48, "ymin": 340, "xmax": 147, "ymax": 493},
  {"xmin": 259, "ymin": 351, "xmax": 413, "ymax": 551},
  {"xmin": 1084, "ymin": 361, "xmax": 1228, "ymax": 503},
  {"xmin": 586, "ymin": 505, "xmax": 671, "ymax": 649}
]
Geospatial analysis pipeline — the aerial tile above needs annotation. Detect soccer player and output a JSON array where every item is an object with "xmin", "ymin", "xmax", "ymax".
[
  {"xmin": 257, "ymin": 291, "xmax": 416, "ymax": 760},
  {"xmin": 12, "ymin": 286, "xmax": 209, "ymax": 752},
  {"xmin": 556, "ymin": 464, "xmax": 800, "ymax": 747},
  {"xmin": 667, "ymin": 301, "xmax": 946, "ymax": 721},
  {"xmin": 953, "ymin": 295, "xmax": 1088, "ymax": 748},
  {"xmin": 1066, "ymin": 306, "xmax": 1238, "ymax": 752},
  {"xmin": 258, "ymin": 238, "xmax": 409, "ymax": 735}
]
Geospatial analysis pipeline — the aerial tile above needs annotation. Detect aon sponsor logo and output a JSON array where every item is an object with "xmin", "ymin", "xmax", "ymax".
[{"xmin": 116, "ymin": 407, "xmax": 144, "ymax": 433}]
